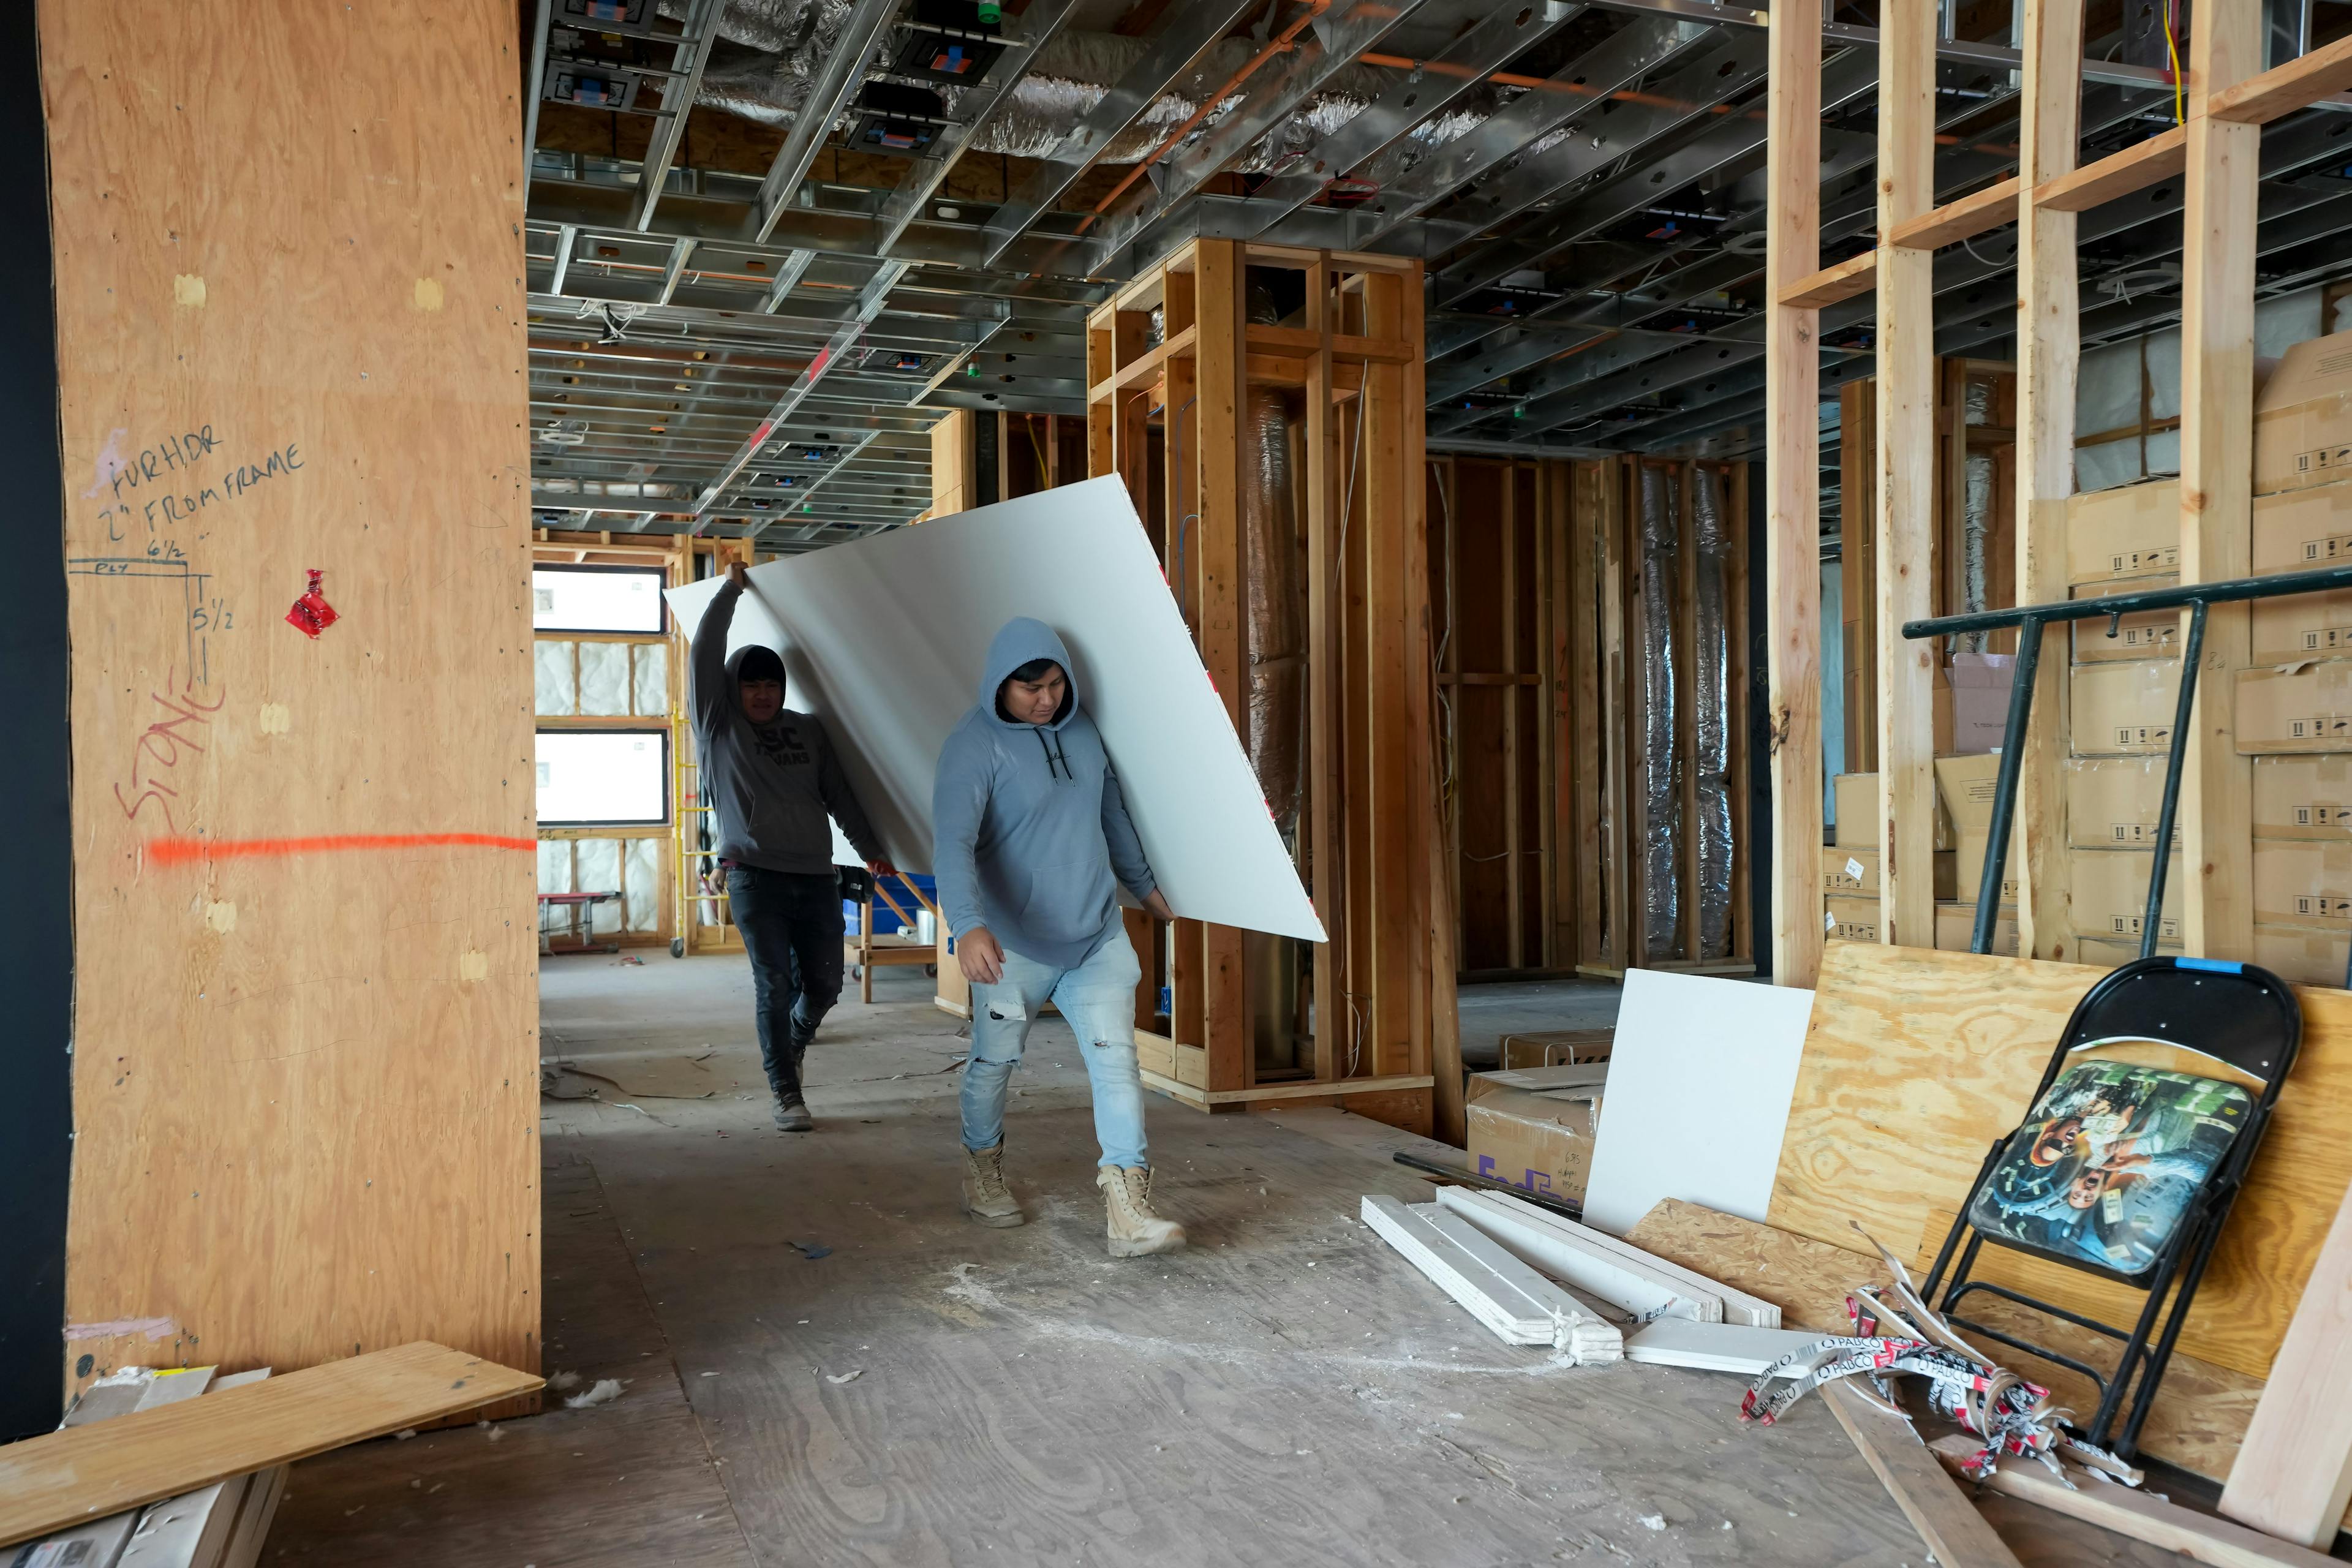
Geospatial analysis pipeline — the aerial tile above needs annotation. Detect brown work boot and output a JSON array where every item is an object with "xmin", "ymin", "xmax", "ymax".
[
  {"xmin": 1098, "ymin": 1166, "xmax": 1186, "ymax": 1258},
  {"xmin": 962, "ymin": 1143, "xmax": 1024, "ymax": 1228}
]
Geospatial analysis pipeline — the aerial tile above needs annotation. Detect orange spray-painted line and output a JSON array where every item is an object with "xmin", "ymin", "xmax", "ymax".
[{"xmin": 146, "ymin": 832, "xmax": 536, "ymax": 867}]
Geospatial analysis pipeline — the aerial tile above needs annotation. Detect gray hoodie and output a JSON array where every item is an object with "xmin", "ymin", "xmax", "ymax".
[
  {"xmin": 690, "ymin": 580, "xmax": 881, "ymax": 876},
  {"xmin": 932, "ymin": 617, "xmax": 1158, "ymax": 970}
]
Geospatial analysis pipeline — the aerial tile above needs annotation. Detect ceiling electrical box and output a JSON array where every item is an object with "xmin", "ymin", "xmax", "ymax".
[
  {"xmin": 892, "ymin": 0, "xmax": 1006, "ymax": 88},
  {"xmin": 541, "ymin": 60, "xmax": 643, "ymax": 110},
  {"xmin": 851, "ymin": 82, "xmax": 944, "ymax": 154}
]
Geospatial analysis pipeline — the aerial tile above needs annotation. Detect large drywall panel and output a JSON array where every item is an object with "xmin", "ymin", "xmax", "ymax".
[
  {"xmin": 1581, "ymin": 970, "xmax": 1814, "ymax": 1235},
  {"xmin": 44, "ymin": 1, "xmax": 538, "ymax": 1403},
  {"xmin": 667, "ymin": 476, "xmax": 1324, "ymax": 942},
  {"xmin": 1770, "ymin": 941, "xmax": 2352, "ymax": 1382}
]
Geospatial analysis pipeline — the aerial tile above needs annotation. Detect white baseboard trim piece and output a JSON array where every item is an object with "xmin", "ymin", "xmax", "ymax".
[
  {"xmin": 1433, "ymin": 1187, "xmax": 1721, "ymax": 1324},
  {"xmin": 1360, "ymin": 1195, "xmax": 1623, "ymax": 1361},
  {"xmin": 1458, "ymin": 1187, "xmax": 1782, "ymax": 1327},
  {"xmin": 1623, "ymin": 1318, "xmax": 1830, "ymax": 1376}
]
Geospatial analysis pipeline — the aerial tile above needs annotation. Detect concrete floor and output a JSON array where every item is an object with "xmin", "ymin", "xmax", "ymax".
[{"xmin": 262, "ymin": 951, "xmax": 2188, "ymax": 1567}]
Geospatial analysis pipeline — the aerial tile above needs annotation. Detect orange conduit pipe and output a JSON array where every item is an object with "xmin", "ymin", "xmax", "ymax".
[{"xmin": 1074, "ymin": 0, "xmax": 1333, "ymax": 236}]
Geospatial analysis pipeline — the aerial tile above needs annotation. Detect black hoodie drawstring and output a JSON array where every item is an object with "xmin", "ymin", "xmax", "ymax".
[{"xmin": 1032, "ymin": 725, "xmax": 1072, "ymax": 780}]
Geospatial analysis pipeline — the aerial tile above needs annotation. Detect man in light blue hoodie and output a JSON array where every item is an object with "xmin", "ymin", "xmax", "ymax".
[{"xmin": 933, "ymin": 617, "xmax": 1185, "ymax": 1257}]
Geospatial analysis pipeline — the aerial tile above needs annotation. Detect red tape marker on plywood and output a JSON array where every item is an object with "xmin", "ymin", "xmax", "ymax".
[{"xmin": 146, "ymin": 832, "xmax": 535, "ymax": 867}]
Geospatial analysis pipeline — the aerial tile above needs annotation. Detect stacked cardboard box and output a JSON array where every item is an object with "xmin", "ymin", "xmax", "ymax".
[
  {"xmin": 2065, "ymin": 475, "xmax": 2193, "ymax": 956},
  {"xmin": 1931, "ymin": 753, "xmax": 2020, "ymax": 954},
  {"xmin": 2234, "ymin": 328, "xmax": 2352, "ymax": 986},
  {"xmin": 1464, "ymin": 1064, "xmax": 1608, "ymax": 1202},
  {"xmin": 1825, "ymin": 772, "xmax": 1958, "ymax": 944}
]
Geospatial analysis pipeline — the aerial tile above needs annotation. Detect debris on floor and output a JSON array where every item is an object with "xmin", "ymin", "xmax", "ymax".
[{"xmin": 562, "ymin": 1379, "xmax": 624, "ymax": 1410}]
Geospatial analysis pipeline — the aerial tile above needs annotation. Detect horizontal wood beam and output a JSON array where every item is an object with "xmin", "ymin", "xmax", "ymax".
[
  {"xmin": 2209, "ymin": 30, "xmax": 2352, "ymax": 125},
  {"xmin": 1885, "ymin": 176, "xmax": 2022, "ymax": 251},
  {"xmin": 1776, "ymin": 249, "xmax": 1877, "ymax": 309},
  {"xmin": 2033, "ymin": 126, "xmax": 2187, "ymax": 212},
  {"xmin": 1088, "ymin": 323, "xmax": 1199, "ymax": 402}
]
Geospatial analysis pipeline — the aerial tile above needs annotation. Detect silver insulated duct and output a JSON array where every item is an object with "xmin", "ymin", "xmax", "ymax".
[
  {"xmin": 1241, "ymin": 281, "xmax": 1304, "ymax": 837},
  {"xmin": 677, "ymin": 4, "xmax": 1515, "ymax": 171},
  {"xmin": 1690, "ymin": 466, "xmax": 1734, "ymax": 960},
  {"xmin": 1637, "ymin": 462, "xmax": 1680, "ymax": 961}
]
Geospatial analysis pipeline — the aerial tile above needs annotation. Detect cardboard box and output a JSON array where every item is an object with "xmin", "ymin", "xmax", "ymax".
[
  {"xmin": 2255, "ymin": 328, "xmax": 2352, "ymax": 496},
  {"xmin": 1497, "ymin": 1028, "xmax": 1613, "ymax": 1071},
  {"xmin": 1825, "ymin": 895, "xmax": 1879, "ymax": 942},
  {"xmin": 2247, "ymin": 481, "xmax": 2352, "ymax": 662},
  {"xmin": 1953, "ymin": 827, "xmax": 2022, "ymax": 905},
  {"xmin": 2253, "ymin": 839, "xmax": 2352, "ymax": 927},
  {"xmin": 1464, "ymin": 1064, "xmax": 1608, "ymax": 1202},
  {"xmin": 2071, "ymin": 575, "xmax": 2183, "ymax": 665},
  {"xmin": 2076, "ymin": 935, "xmax": 2180, "ymax": 969},
  {"xmin": 2070, "ymin": 847, "xmax": 2184, "ymax": 947},
  {"xmin": 2255, "ymin": 922, "xmax": 2350, "ymax": 988},
  {"xmin": 2065, "ymin": 757, "xmax": 2176, "ymax": 850},
  {"xmin": 1948, "ymin": 652, "xmax": 2017, "ymax": 753},
  {"xmin": 1935, "ymin": 899, "xmax": 2019, "ymax": 956},
  {"xmin": 2067, "ymin": 480, "xmax": 2180, "ymax": 587},
  {"xmin": 1822, "ymin": 845, "xmax": 1956, "ymax": 898},
  {"xmin": 2072, "ymin": 658, "xmax": 2183, "ymax": 756},
  {"xmin": 2253, "ymin": 755, "xmax": 2352, "ymax": 839},
  {"xmin": 2235, "ymin": 660, "xmax": 2352, "ymax": 753},
  {"xmin": 1833, "ymin": 772, "xmax": 1957, "ymax": 852},
  {"xmin": 1936, "ymin": 752, "xmax": 2003, "ymax": 831}
]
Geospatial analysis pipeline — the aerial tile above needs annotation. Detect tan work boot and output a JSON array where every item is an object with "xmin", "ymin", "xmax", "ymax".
[
  {"xmin": 1098, "ymin": 1166, "xmax": 1186, "ymax": 1258},
  {"xmin": 962, "ymin": 1143, "xmax": 1024, "ymax": 1228}
]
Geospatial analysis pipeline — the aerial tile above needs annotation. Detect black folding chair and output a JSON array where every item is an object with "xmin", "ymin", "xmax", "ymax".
[{"xmin": 1917, "ymin": 955, "xmax": 2300, "ymax": 1457}]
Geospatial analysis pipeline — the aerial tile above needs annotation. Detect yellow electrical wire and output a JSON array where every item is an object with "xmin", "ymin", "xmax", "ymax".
[{"xmin": 2163, "ymin": 0, "xmax": 2184, "ymax": 125}]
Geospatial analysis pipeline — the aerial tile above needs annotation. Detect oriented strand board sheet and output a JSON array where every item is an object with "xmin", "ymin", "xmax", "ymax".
[
  {"xmin": 665, "ymin": 476, "xmax": 1323, "ymax": 941},
  {"xmin": 0, "ymin": 1344, "xmax": 537, "ymax": 1549},
  {"xmin": 1580, "ymin": 970, "xmax": 1814, "ymax": 1235},
  {"xmin": 43, "ymin": 1, "xmax": 539, "ymax": 1397},
  {"xmin": 1768, "ymin": 943, "xmax": 2352, "ymax": 1385},
  {"xmin": 1624, "ymin": 1200, "xmax": 2299, "ymax": 1515}
]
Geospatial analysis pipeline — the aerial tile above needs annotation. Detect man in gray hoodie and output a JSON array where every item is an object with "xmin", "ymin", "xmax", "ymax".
[
  {"xmin": 693, "ymin": 561, "xmax": 893, "ymax": 1132},
  {"xmin": 933, "ymin": 617, "xmax": 1185, "ymax": 1257}
]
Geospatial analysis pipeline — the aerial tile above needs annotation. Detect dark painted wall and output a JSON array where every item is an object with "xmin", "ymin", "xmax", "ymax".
[{"xmin": 2, "ymin": 5, "xmax": 75, "ymax": 1438}]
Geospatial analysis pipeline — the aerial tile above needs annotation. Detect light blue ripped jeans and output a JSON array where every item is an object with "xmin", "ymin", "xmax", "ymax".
[{"xmin": 962, "ymin": 924, "xmax": 1148, "ymax": 1169}]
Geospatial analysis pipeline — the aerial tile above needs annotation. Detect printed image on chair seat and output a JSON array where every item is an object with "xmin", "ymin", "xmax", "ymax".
[{"xmin": 1966, "ymin": 1060, "xmax": 2252, "ymax": 1276}]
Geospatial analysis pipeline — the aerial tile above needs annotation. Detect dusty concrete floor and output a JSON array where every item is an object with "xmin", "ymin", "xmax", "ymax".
[{"xmin": 263, "ymin": 952, "xmax": 2190, "ymax": 1567}]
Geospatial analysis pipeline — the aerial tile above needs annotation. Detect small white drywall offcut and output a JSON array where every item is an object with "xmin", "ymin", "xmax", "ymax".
[
  {"xmin": 665, "ymin": 477, "xmax": 1322, "ymax": 941},
  {"xmin": 1579, "ymin": 968, "xmax": 1816, "ymax": 1236}
]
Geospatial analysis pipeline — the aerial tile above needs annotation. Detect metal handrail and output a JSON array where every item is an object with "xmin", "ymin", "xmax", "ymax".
[{"xmin": 1902, "ymin": 560, "xmax": 2352, "ymax": 975}]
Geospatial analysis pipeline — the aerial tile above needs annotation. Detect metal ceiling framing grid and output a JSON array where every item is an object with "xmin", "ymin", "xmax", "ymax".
[{"xmin": 519, "ymin": 0, "xmax": 2352, "ymax": 546}]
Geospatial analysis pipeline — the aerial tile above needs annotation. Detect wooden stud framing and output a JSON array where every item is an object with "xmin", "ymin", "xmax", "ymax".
[
  {"xmin": 1084, "ymin": 239, "xmax": 1442, "ymax": 1134},
  {"xmin": 1875, "ymin": 0, "xmax": 1936, "ymax": 952},
  {"xmin": 2177, "ymin": 2, "xmax": 2261, "ymax": 963},
  {"xmin": 2009, "ymin": 0, "xmax": 2082, "ymax": 963},
  {"xmin": 1763, "ymin": 0, "xmax": 1826, "ymax": 987}
]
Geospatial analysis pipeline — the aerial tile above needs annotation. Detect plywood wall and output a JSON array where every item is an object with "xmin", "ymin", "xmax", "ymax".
[{"xmin": 42, "ymin": 1, "xmax": 539, "ymax": 1402}]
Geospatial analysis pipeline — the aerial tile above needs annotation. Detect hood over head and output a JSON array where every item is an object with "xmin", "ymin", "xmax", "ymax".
[
  {"xmin": 726, "ymin": 643, "xmax": 787, "ymax": 695},
  {"xmin": 981, "ymin": 617, "xmax": 1077, "ymax": 729}
]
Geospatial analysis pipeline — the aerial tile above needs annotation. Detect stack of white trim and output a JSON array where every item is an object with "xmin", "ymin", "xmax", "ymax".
[
  {"xmin": 1366, "ymin": 1187, "xmax": 1831, "ymax": 1380},
  {"xmin": 1360, "ymin": 1196, "xmax": 1623, "ymax": 1362}
]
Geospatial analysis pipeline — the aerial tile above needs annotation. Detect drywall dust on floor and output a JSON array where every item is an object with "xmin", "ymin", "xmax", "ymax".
[{"xmin": 265, "ymin": 950, "xmax": 2122, "ymax": 1568}]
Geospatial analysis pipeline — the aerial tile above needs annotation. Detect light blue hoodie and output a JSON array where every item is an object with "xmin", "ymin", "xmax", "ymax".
[{"xmin": 932, "ymin": 618, "xmax": 1158, "ymax": 970}]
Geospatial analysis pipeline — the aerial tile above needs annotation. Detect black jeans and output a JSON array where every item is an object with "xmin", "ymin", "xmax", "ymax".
[{"xmin": 726, "ymin": 865, "xmax": 845, "ymax": 1101}]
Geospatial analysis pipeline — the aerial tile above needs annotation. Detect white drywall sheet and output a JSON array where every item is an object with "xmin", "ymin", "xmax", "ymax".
[
  {"xmin": 665, "ymin": 477, "xmax": 1324, "ymax": 942},
  {"xmin": 1580, "ymin": 969, "xmax": 1815, "ymax": 1236}
]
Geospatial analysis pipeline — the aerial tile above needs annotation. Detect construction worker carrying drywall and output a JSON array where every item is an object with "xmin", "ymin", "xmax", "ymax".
[
  {"xmin": 692, "ymin": 560, "xmax": 894, "ymax": 1133},
  {"xmin": 933, "ymin": 616, "xmax": 1186, "ymax": 1257}
]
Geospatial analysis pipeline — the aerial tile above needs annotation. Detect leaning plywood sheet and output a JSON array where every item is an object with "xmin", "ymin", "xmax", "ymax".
[
  {"xmin": 1768, "ymin": 942, "xmax": 2352, "ymax": 1386},
  {"xmin": 1581, "ymin": 969, "xmax": 1814, "ymax": 1235},
  {"xmin": 0, "ymin": 1343, "xmax": 537, "ymax": 1549},
  {"xmin": 665, "ymin": 477, "xmax": 1322, "ymax": 941}
]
